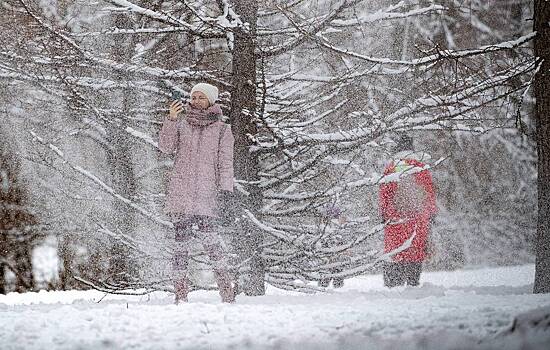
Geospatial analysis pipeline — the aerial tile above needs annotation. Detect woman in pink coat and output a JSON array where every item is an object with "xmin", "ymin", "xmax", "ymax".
[{"xmin": 159, "ymin": 82, "xmax": 235, "ymax": 303}]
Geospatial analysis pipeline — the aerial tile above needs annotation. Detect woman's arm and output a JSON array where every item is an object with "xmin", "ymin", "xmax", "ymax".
[
  {"xmin": 158, "ymin": 101, "xmax": 182, "ymax": 154},
  {"xmin": 218, "ymin": 124, "xmax": 235, "ymax": 191},
  {"xmin": 158, "ymin": 119, "xmax": 180, "ymax": 154}
]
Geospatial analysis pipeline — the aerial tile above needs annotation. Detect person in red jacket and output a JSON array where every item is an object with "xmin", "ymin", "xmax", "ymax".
[{"xmin": 379, "ymin": 135, "xmax": 437, "ymax": 287}]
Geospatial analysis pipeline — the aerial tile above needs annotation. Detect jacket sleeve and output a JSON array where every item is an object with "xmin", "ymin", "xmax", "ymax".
[
  {"xmin": 218, "ymin": 124, "xmax": 235, "ymax": 192},
  {"xmin": 416, "ymin": 169, "xmax": 437, "ymax": 217},
  {"xmin": 379, "ymin": 182, "xmax": 399, "ymax": 221},
  {"xmin": 158, "ymin": 117, "xmax": 179, "ymax": 154}
]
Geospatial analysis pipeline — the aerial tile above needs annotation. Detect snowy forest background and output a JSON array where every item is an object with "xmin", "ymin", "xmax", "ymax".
[{"xmin": 0, "ymin": 0, "xmax": 542, "ymax": 295}]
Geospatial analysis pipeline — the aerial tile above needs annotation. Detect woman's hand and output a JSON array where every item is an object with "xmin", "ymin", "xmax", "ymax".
[{"xmin": 168, "ymin": 100, "xmax": 184, "ymax": 121}]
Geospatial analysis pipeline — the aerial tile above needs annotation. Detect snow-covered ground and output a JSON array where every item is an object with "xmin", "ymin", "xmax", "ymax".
[{"xmin": 1, "ymin": 264, "xmax": 549, "ymax": 350}]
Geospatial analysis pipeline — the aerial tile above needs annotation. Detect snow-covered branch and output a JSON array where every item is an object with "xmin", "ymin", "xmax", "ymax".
[
  {"xmin": 315, "ymin": 32, "xmax": 535, "ymax": 67},
  {"xmin": 28, "ymin": 131, "xmax": 172, "ymax": 229}
]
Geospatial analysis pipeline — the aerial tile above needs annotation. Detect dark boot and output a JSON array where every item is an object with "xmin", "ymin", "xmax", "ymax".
[
  {"xmin": 214, "ymin": 269, "xmax": 235, "ymax": 303},
  {"xmin": 205, "ymin": 241, "xmax": 235, "ymax": 303}
]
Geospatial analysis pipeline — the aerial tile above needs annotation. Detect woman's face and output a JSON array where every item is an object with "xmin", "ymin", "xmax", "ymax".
[{"xmin": 190, "ymin": 91, "xmax": 210, "ymax": 110}]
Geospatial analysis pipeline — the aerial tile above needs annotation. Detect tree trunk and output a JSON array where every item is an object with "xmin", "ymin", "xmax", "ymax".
[
  {"xmin": 106, "ymin": 14, "xmax": 138, "ymax": 281},
  {"xmin": 106, "ymin": 108, "xmax": 137, "ymax": 280},
  {"xmin": 0, "ymin": 125, "xmax": 37, "ymax": 293},
  {"xmin": 14, "ymin": 243, "xmax": 34, "ymax": 292},
  {"xmin": 533, "ymin": 0, "xmax": 550, "ymax": 294},
  {"xmin": 58, "ymin": 235, "xmax": 75, "ymax": 289},
  {"xmin": 55, "ymin": 0, "xmax": 77, "ymax": 292},
  {"xmin": 0, "ymin": 235, "xmax": 6, "ymax": 294},
  {"xmin": 228, "ymin": 0, "xmax": 265, "ymax": 296}
]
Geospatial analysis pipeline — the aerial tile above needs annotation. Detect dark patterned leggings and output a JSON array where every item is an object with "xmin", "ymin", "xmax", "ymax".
[{"xmin": 171, "ymin": 216, "xmax": 228, "ymax": 278}]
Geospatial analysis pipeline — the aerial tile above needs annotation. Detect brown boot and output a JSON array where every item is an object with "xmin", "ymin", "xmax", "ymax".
[
  {"xmin": 214, "ymin": 270, "xmax": 235, "ymax": 303},
  {"xmin": 174, "ymin": 278, "xmax": 189, "ymax": 304}
]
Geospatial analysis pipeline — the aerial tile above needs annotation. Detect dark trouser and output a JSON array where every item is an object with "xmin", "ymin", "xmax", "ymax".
[
  {"xmin": 383, "ymin": 262, "xmax": 422, "ymax": 288},
  {"xmin": 172, "ymin": 216, "xmax": 234, "ymax": 303}
]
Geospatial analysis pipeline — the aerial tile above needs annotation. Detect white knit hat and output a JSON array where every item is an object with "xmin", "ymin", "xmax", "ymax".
[{"xmin": 190, "ymin": 83, "xmax": 219, "ymax": 105}]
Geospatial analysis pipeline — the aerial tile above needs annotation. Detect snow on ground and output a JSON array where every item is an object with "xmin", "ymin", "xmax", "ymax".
[{"xmin": 1, "ymin": 264, "xmax": 550, "ymax": 350}]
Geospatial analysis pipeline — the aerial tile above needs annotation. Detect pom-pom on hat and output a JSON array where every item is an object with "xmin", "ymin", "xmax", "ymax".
[{"xmin": 190, "ymin": 83, "xmax": 219, "ymax": 105}]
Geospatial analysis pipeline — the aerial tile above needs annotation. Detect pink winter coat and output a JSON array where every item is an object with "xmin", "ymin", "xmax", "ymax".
[{"xmin": 159, "ymin": 104, "xmax": 234, "ymax": 218}]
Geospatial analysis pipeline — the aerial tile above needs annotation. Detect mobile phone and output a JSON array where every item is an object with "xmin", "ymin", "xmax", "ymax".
[{"xmin": 171, "ymin": 90, "xmax": 184, "ymax": 102}]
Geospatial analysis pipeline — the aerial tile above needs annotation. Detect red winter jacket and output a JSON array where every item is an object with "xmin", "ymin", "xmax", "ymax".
[{"xmin": 379, "ymin": 155, "xmax": 437, "ymax": 262}]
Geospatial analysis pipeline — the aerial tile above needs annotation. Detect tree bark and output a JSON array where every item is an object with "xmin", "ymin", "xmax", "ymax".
[
  {"xmin": 106, "ymin": 14, "xmax": 138, "ymax": 281},
  {"xmin": 0, "ymin": 235, "xmax": 6, "ymax": 294},
  {"xmin": 0, "ymin": 126, "xmax": 37, "ymax": 293},
  {"xmin": 58, "ymin": 235, "xmax": 75, "ymax": 289},
  {"xmin": 54, "ymin": 0, "xmax": 77, "ymax": 291},
  {"xmin": 14, "ymin": 244, "xmax": 35, "ymax": 292},
  {"xmin": 228, "ymin": 0, "xmax": 265, "ymax": 296},
  {"xmin": 533, "ymin": 0, "xmax": 550, "ymax": 294}
]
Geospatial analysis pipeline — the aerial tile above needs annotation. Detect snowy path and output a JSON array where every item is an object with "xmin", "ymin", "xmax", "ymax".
[{"xmin": 1, "ymin": 265, "xmax": 550, "ymax": 350}]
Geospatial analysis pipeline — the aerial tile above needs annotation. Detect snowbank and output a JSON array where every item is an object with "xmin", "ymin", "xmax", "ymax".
[{"xmin": 1, "ymin": 264, "xmax": 549, "ymax": 350}]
